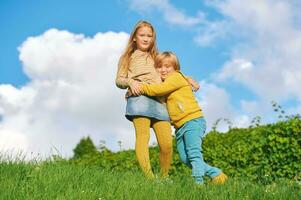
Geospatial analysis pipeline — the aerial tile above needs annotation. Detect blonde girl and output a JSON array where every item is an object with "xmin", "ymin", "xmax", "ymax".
[{"xmin": 115, "ymin": 21, "xmax": 172, "ymax": 178}]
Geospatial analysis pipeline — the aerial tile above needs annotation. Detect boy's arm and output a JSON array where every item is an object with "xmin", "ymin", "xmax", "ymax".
[
  {"xmin": 185, "ymin": 76, "xmax": 200, "ymax": 92},
  {"xmin": 140, "ymin": 73, "xmax": 186, "ymax": 96}
]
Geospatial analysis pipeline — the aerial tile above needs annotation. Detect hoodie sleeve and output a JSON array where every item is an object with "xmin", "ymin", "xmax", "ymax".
[{"xmin": 141, "ymin": 72, "xmax": 187, "ymax": 96}]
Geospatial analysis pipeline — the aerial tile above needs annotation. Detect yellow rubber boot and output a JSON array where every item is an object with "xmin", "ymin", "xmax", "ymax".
[{"xmin": 211, "ymin": 172, "xmax": 228, "ymax": 185}]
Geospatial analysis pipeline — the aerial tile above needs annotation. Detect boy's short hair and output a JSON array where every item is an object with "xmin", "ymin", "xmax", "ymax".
[{"xmin": 155, "ymin": 51, "xmax": 180, "ymax": 70}]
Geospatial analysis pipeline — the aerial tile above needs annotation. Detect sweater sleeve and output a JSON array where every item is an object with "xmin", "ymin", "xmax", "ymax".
[
  {"xmin": 141, "ymin": 72, "xmax": 187, "ymax": 96},
  {"xmin": 115, "ymin": 59, "xmax": 135, "ymax": 89}
]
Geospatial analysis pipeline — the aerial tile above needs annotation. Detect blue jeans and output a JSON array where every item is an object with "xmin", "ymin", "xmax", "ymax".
[{"xmin": 175, "ymin": 117, "xmax": 221, "ymax": 184}]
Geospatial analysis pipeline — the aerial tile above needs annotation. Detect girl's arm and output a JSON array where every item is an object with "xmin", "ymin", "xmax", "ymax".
[
  {"xmin": 115, "ymin": 60, "xmax": 136, "ymax": 89},
  {"xmin": 129, "ymin": 81, "xmax": 142, "ymax": 96},
  {"xmin": 116, "ymin": 63, "xmax": 143, "ymax": 97}
]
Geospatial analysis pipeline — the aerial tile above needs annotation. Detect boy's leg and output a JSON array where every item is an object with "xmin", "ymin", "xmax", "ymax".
[
  {"xmin": 183, "ymin": 126, "xmax": 206, "ymax": 184},
  {"xmin": 197, "ymin": 118, "xmax": 221, "ymax": 178},
  {"xmin": 152, "ymin": 120, "xmax": 173, "ymax": 178},
  {"xmin": 133, "ymin": 117, "xmax": 154, "ymax": 179},
  {"xmin": 175, "ymin": 133, "xmax": 192, "ymax": 168},
  {"xmin": 183, "ymin": 118, "xmax": 221, "ymax": 183},
  {"xmin": 204, "ymin": 161, "xmax": 221, "ymax": 178}
]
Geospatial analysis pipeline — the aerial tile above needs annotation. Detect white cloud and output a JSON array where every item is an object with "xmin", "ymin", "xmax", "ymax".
[
  {"xmin": 196, "ymin": 80, "xmax": 251, "ymax": 132},
  {"xmin": 212, "ymin": 0, "xmax": 295, "ymax": 33},
  {"xmin": 128, "ymin": 0, "xmax": 204, "ymax": 26},
  {"xmin": 0, "ymin": 128, "xmax": 29, "ymax": 152},
  {"xmin": 208, "ymin": 0, "xmax": 301, "ymax": 103},
  {"xmin": 240, "ymin": 100, "xmax": 262, "ymax": 117},
  {"xmin": 215, "ymin": 59, "xmax": 254, "ymax": 82},
  {"xmin": 0, "ymin": 29, "xmax": 139, "ymax": 159},
  {"xmin": 194, "ymin": 20, "xmax": 229, "ymax": 47},
  {"xmin": 128, "ymin": 0, "xmax": 231, "ymax": 47}
]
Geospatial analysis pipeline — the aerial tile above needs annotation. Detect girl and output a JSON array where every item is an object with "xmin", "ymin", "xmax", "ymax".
[
  {"xmin": 115, "ymin": 21, "xmax": 173, "ymax": 179},
  {"xmin": 137, "ymin": 51, "xmax": 228, "ymax": 185}
]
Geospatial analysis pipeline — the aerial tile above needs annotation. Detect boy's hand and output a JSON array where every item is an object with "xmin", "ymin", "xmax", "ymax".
[
  {"xmin": 129, "ymin": 81, "xmax": 143, "ymax": 96},
  {"xmin": 186, "ymin": 76, "xmax": 200, "ymax": 92}
]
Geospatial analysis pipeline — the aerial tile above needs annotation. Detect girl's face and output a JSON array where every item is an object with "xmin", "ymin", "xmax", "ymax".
[
  {"xmin": 134, "ymin": 26, "xmax": 153, "ymax": 52},
  {"xmin": 156, "ymin": 59, "xmax": 176, "ymax": 81}
]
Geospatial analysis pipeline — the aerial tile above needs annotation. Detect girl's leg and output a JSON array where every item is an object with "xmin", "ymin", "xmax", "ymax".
[
  {"xmin": 133, "ymin": 117, "xmax": 154, "ymax": 178},
  {"xmin": 152, "ymin": 120, "xmax": 173, "ymax": 178}
]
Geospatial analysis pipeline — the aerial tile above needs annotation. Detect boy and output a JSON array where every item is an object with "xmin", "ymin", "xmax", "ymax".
[{"xmin": 137, "ymin": 51, "xmax": 228, "ymax": 185}]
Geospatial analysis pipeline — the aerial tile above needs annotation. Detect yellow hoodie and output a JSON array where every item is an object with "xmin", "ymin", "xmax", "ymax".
[{"xmin": 141, "ymin": 71, "xmax": 203, "ymax": 129}]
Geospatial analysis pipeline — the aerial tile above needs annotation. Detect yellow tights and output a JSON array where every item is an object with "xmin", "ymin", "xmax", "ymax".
[{"xmin": 133, "ymin": 117, "xmax": 173, "ymax": 178}]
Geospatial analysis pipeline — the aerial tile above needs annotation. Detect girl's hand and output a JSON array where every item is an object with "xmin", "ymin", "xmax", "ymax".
[
  {"xmin": 186, "ymin": 76, "xmax": 200, "ymax": 92},
  {"xmin": 129, "ymin": 81, "xmax": 142, "ymax": 96}
]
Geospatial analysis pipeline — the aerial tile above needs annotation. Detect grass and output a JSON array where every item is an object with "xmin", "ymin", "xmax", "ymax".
[{"xmin": 0, "ymin": 159, "xmax": 300, "ymax": 200}]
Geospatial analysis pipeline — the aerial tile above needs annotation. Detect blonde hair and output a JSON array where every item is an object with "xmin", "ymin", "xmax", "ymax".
[
  {"xmin": 155, "ymin": 51, "xmax": 180, "ymax": 70},
  {"xmin": 119, "ymin": 21, "xmax": 158, "ymax": 70}
]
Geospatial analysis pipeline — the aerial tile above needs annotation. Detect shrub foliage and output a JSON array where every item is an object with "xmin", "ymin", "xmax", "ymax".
[
  {"xmin": 203, "ymin": 116, "xmax": 301, "ymax": 182},
  {"xmin": 71, "ymin": 117, "xmax": 301, "ymax": 182}
]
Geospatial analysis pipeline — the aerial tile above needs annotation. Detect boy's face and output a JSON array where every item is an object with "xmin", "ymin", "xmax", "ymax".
[
  {"xmin": 156, "ymin": 60, "xmax": 176, "ymax": 81},
  {"xmin": 134, "ymin": 26, "xmax": 153, "ymax": 52}
]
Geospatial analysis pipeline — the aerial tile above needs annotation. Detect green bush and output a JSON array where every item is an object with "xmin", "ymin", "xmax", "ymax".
[
  {"xmin": 203, "ymin": 117, "xmax": 301, "ymax": 183},
  {"xmin": 73, "ymin": 136, "xmax": 98, "ymax": 159}
]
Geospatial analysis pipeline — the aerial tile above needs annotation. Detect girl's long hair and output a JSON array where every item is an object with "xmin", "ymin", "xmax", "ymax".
[{"xmin": 119, "ymin": 21, "xmax": 158, "ymax": 70}]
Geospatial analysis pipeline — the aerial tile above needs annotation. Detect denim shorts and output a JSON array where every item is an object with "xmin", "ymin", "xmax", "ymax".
[{"xmin": 125, "ymin": 95, "xmax": 170, "ymax": 121}]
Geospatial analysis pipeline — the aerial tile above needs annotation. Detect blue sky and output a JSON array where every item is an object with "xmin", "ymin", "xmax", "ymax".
[
  {"xmin": 1, "ymin": 0, "xmax": 300, "ymax": 157},
  {"xmin": 0, "ymin": 0, "xmax": 253, "ymax": 107},
  {"xmin": 0, "ymin": 0, "xmax": 229, "ymax": 85}
]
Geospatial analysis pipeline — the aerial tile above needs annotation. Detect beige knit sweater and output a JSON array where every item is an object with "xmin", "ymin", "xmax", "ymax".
[{"xmin": 115, "ymin": 50, "xmax": 161, "ymax": 89}]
